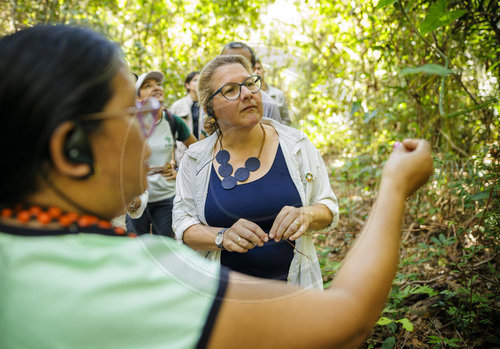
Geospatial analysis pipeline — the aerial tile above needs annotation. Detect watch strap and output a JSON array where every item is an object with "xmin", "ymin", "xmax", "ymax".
[{"xmin": 216, "ymin": 228, "xmax": 228, "ymax": 250}]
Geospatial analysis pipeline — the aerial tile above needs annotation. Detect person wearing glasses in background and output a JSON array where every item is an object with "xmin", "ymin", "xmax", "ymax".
[
  {"xmin": 126, "ymin": 71, "xmax": 197, "ymax": 237},
  {"xmin": 221, "ymin": 41, "xmax": 289, "ymax": 124},
  {"xmin": 0, "ymin": 25, "xmax": 434, "ymax": 348},
  {"xmin": 172, "ymin": 55, "xmax": 338, "ymax": 288},
  {"xmin": 254, "ymin": 58, "xmax": 291, "ymax": 125}
]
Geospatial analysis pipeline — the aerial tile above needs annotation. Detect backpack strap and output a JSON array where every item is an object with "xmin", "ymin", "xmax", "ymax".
[
  {"xmin": 164, "ymin": 109, "xmax": 178, "ymax": 168},
  {"xmin": 164, "ymin": 109, "xmax": 178, "ymax": 140}
]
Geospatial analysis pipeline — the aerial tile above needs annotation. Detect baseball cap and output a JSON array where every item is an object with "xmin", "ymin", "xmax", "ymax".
[{"xmin": 135, "ymin": 71, "xmax": 163, "ymax": 93}]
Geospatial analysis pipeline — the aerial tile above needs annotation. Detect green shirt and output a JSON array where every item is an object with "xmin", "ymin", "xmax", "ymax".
[{"xmin": 0, "ymin": 229, "xmax": 227, "ymax": 349}]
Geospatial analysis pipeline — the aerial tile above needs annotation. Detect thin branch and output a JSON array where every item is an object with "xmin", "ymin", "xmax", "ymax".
[
  {"xmin": 438, "ymin": 129, "xmax": 468, "ymax": 157},
  {"xmin": 401, "ymin": 274, "xmax": 445, "ymax": 288},
  {"xmin": 445, "ymin": 97, "xmax": 498, "ymax": 118},
  {"xmin": 454, "ymin": 73, "xmax": 481, "ymax": 105},
  {"xmin": 473, "ymin": 253, "xmax": 498, "ymax": 269}
]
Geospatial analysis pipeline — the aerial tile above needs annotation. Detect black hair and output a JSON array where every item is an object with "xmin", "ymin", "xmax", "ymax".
[
  {"xmin": 221, "ymin": 41, "xmax": 256, "ymax": 68},
  {"xmin": 0, "ymin": 25, "xmax": 122, "ymax": 206},
  {"xmin": 184, "ymin": 71, "xmax": 199, "ymax": 92}
]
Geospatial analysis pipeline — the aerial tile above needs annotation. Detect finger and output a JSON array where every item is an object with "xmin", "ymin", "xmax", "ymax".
[
  {"xmin": 269, "ymin": 206, "xmax": 294, "ymax": 239},
  {"xmin": 233, "ymin": 233, "xmax": 255, "ymax": 250},
  {"xmin": 411, "ymin": 139, "xmax": 431, "ymax": 153},
  {"xmin": 401, "ymin": 138, "xmax": 430, "ymax": 152},
  {"xmin": 268, "ymin": 211, "xmax": 285, "ymax": 239},
  {"xmin": 239, "ymin": 219, "xmax": 268, "ymax": 245},
  {"xmin": 288, "ymin": 224, "xmax": 307, "ymax": 241},
  {"xmin": 282, "ymin": 218, "xmax": 303, "ymax": 241},
  {"xmin": 274, "ymin": 215, "xmax": 299, "ymax": 242},
  {"xmin": 224, "ymin": 240, "xmax": 248, "ymax": 253},
  {"xmin": 230, "ymin": 220, "xmax": 267, "ymax": 246},
  {"xmin": 401, "ymin": 138, "xmax": 418, "ymax": 151}
]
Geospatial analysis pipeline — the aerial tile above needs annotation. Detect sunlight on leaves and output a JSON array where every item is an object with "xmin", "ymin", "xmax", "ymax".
[
  {"xmin": 375, "ymin": 0, "xmax": 398, "ymax": 11},
  {"xmin": 420, "ymin": 0, "xmax": 467, "ymax": 35}
]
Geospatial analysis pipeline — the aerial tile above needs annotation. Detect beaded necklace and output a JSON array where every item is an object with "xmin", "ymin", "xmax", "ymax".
[
  {"xmin": 0, "ymin": 205, "xmax": 134, "ymax": 237},
  {"xmin": 215, "ymin": 123, "xmax": 266, "ymax": 190}
]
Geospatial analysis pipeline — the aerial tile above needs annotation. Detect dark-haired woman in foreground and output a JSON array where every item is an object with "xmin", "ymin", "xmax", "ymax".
[{"xmin": 0, "ymin": 25, "xmax": 433, "ymax": 349}]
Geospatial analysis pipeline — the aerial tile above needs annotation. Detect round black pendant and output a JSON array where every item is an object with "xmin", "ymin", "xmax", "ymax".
[
  {"xmin": 221, "ymin": 176, "xmax": 237, "ymax": 190},
  {"xmin": 218, "ymin": 163, "xmax": 233, "ymax": 177},
  {"xmin": 216, "ymin": 150, "xmax": 230, "ymax": 164},
  {"xmin": 234, "ymin": 167, "xmax": 250, "ymax": 182},
  {"xmin": 245, "ymin": 157, "xmax": 260, "ymax": 172}
]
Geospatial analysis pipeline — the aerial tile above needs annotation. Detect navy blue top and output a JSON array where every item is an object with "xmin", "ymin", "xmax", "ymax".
[{"xmin": 205, "ymin": 145, "xmax": 302, "ymax": 280}]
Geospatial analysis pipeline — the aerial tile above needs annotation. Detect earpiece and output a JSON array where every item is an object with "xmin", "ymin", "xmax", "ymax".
[
  {"xmin": 63, "ymin": 122, "xmax": 95, "ymax": 178},
  {"xmin": 207, "ymin": 106, "xmax": 216, "ymax": 119}
]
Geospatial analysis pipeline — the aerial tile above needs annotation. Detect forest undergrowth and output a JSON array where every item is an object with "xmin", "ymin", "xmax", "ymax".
[{"xmin": 316, "ymin": 145, "xmax": 499, "ymax": 348}]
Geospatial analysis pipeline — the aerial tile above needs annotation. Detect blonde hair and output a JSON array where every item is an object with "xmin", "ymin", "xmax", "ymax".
[{"xmin": 198, "ymin": 55, "xmax": 252, "ymax": 135}]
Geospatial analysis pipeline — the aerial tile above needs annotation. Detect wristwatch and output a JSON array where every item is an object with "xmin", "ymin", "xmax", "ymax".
[{"xmin": 215, "ymin": 228, "xmax": 228, "ymax": 250}]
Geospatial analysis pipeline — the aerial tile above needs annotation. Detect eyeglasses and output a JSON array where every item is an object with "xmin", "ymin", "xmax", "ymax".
[
  {"xmin": 208, "ymin": 75, "xmax": 262, "ymax": 101},
  {"xmin": 80, "ymin": 97, "xmax": 161, "ymax": 138}
]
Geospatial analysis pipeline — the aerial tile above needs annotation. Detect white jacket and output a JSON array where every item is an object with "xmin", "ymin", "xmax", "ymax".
[
  {"xmin": 172, "ymin": 118, "xmax": 339, "ymax": 289},
  {"xmin": 169, "ymin": 94, "xmax": 205, "ymax": 165},
  {"xmin": 170, "ymin": 94, "xmax": 205, "ymax": 139}
]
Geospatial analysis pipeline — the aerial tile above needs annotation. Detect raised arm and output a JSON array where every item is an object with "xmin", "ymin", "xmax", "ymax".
[{"xmin": 208, "ymin": 139, "xmax": 433, "ymax": 349}]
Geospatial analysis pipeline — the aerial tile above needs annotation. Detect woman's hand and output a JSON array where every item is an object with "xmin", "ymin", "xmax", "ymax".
[
  {"xmin": 269, "ymin": 206, "xmax": 312, "ymax": 242},
  {"xmin": 128, "ymin": 196, "xmax": 142, "ymax": 212},
  {"xmin": 223, "ymin": 219, "xmax": 269, "ymax": 253},
  {"xmin": 147, "ymin": 164, "xmax": 177, "ymax": 180},
  {"xmin": 162, "ymin": 167, "xmax": 177, "ymax": 180},
  {"xmin": 382, "ymin": 139, "xmax": 433, "ymax": 197}
]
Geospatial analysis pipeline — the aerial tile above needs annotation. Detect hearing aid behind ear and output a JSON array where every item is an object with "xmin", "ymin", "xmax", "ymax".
[
  {"xmin": 63, "ymin": 122, "xmax": 95, "ymax": 178},
  {"xmin": 206, "ymin": 106, "xmax": 216, "ymax": 118}
]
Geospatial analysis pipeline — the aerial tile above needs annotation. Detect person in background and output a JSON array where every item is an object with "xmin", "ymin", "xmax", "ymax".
[
  {"xmin": 173, "ymin": 55, "xmax": 337, "ymax": 287},
  {"xmin": 0, "ymin": 24, "xmax": 434, "ymax": 349},
  {"xmin": 254, "ymin": 58, "xmax": 291, "ymax": 125},
  {"xmin": 126, "ymin": 71, "xmax": 197, "ymax": 237},
  {"xmin": 170, "ymin": 71, "xmax": 205, "ymax": 164},
  {"xmin": 221, "ymin": 41, "xmax": 288, "ymax": 124}
]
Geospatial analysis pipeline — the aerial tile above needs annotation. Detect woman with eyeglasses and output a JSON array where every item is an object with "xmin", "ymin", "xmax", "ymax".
[
  {"xmin": 172, "ymin": 55, "xmax": 339, "ymax": 288},
  {"xmin": 0, "ymin": 25, "xmax": 434, "ymax": 348}
]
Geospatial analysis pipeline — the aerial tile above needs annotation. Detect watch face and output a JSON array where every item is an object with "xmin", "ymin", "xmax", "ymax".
[{"xmin": 215, "ymin": 233, "xmax": 223, "ymax": 246}]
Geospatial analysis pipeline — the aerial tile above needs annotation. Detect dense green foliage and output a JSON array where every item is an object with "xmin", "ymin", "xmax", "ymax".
[{"xmin": 1, "ymin": 0, "xmax": 498, "ymax": 347}]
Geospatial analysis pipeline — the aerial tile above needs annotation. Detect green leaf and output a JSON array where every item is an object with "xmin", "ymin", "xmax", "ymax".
[
  {"xmin": 381, "ymin": 336, "xmax": 396, "ymax": 349},
  {"xmin": 400, "ymin": 64, "xmax": 453, "ymax": 77},
  {"xmin": 375, "ymin": 0, "xmax": 398, "ymax": 10},
  {"xmin": 412, "ymin": 285, "xmax": 438, "ymax": 296},
  {"xmin": 420, "ymin": 0, "xmax": 467, "ymax": 35},
  {"xmin": 428, "ymin": 335, "xmax": 442, "ymax": 344},
  {"xmin": 351, "ymin": 100, "xmax": 362, "ymax": 115},
  {"xmin": 377, "ymin": 316, "xmax": 394, "ymax": 326},
  {"xmin": 431, "ymin": 236, "xmax": 441, "ymax": 245},
  {"xmin": 396, "ymin": 318, "xmax": 414, "ymax": 332},
  {"xmin": 471, "ymin": 191, "xmax": 490, "ymax": 201},
  {"xmin": 363, "ymin": 110, "xmax": 378, "ymax": 123},
  {"xmin": 420, "ymin": 0, "xmax": 447, "ymax": 34}
]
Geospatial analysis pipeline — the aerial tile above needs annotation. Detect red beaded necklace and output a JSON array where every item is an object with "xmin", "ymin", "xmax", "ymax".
[{"xmin": 0, "ymin": 205, "xmax": 134, "ymax": 237}]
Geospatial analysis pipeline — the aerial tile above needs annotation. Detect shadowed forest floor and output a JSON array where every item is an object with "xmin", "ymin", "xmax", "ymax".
[{"xmin": 315, "ymin": 153, "xmax": 499, "ymax": 348}]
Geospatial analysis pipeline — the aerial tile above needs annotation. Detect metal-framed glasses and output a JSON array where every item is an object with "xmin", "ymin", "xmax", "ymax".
[
  {"xmin": 80, "ymin": 97, "xmax": 161, "ymax": 138},
  {"xmin": 208, "ymin": 75, "xmax": 262, "ymax": 101}
]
